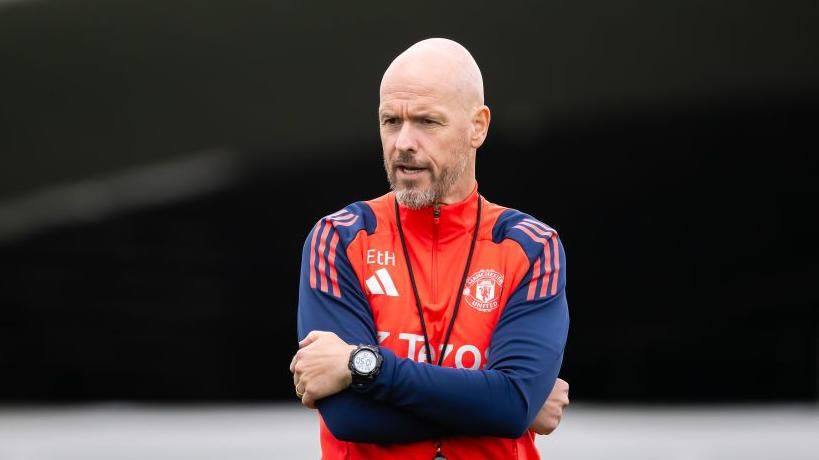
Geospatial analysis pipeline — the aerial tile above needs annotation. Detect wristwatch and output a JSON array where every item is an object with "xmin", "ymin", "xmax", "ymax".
[{"xmin": 348, "ymin": 344, "xmax": 382, "ymax": 388}]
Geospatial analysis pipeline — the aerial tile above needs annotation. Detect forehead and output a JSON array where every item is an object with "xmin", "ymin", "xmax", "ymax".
[{"xmin": 379, "ymin": 81, "xmax": 460, "ymax": 114}]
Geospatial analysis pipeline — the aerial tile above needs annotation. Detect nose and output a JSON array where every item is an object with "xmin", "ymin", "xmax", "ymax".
[{"xmin": 394, "ymin": 122, "xmax": 417, "ymax": 153}]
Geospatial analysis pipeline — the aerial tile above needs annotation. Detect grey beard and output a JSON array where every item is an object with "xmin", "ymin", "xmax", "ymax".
[
  {"xmin": 386, "ymin": 149, "xmax": 469, "ymax": 209},
  {"xmin": 394, "ymin": 188, "xmax": 438, "ymax": 209}
]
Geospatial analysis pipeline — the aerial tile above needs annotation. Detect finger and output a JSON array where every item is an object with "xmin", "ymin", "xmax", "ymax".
[
  {"xmin": 299, "ymin": 330, "xmax": 326, "ymax": 348},
  {"xmin": 289, "ymin": 352, "xmax": 299, "ymax": 373},
  {"xmin": 547, "ymin": 380, "xmax": 562, "ymax": 399},
  {"xmin": 302, "ymin": 392, "xmax": 316, "ymax": 409}
]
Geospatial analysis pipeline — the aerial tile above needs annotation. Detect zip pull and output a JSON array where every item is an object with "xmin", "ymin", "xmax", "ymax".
[
  {"xmin": 433, "ymin": 441, "xmax": 447, "ymax": 460},
  {"xmin": 433, "ymin": 204, "xmax": 441, "ymax": 223}
]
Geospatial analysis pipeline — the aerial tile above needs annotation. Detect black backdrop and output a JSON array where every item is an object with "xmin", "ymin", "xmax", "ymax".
[
  {"xmin": 2, "ymin": 0, "xmax": 818, "ymax": 403},
  {"xmin": 2, "ymin": 92, "xmax": 816, "ymax": 402}
]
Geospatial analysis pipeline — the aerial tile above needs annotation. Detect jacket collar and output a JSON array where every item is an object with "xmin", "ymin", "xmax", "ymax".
[{"xmin": 393, "ymin": 184, "xmax": 480, "ymax": 244}]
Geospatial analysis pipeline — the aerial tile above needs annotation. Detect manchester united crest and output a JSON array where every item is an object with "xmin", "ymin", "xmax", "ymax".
[{"xmin": 463, "ymin": 269, "xmax": 504, "ymax": 312}]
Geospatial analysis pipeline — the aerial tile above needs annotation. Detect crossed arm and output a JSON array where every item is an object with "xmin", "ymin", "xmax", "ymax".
[
  {"xmin": 291, "ymin": 277, "xmax": 570, "ymax": 441},
  {"xmin": 290, "ymin": 332, "xmax": 570, "ymax": 441}
]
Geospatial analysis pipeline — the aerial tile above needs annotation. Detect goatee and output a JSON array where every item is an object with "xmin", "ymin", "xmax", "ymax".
[{"xmin": 385, "ymin": 150, "xmax": 468, "ymax": 209}]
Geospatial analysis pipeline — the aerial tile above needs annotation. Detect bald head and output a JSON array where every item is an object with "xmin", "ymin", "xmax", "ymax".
[
  {"xmin": 380, "ymin": 38, "xmax": 484, "ymax": 112},
  {"xmin": 378, "ymin": 39, "xmax": 491, "ymax": 208}
]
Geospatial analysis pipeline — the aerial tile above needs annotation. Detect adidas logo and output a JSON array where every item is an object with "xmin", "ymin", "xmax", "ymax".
[{"xmin": 365, "ymin": 268, "xmax": 399, "ymax": 297}]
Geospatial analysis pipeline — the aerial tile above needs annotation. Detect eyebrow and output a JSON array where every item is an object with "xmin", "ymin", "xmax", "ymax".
[{"xmin": 378, "ymin": 107, "xmax": 447, "ymax": 119}]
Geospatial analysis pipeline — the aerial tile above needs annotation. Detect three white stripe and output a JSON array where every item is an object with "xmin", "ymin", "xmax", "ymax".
[{"xmin": 366, "ymin": 268, "xmax": 399, "ymax": 297}]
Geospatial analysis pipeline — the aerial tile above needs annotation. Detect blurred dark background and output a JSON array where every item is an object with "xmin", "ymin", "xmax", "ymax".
[{"xmin": 1, "ymin": 1, "xmax": 817, "ymax": 404}]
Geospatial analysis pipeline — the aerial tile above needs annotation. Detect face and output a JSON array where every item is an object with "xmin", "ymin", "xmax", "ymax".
[{"xmin": 379, "ymin": 82, "xmax": 473, "ymax": 209}]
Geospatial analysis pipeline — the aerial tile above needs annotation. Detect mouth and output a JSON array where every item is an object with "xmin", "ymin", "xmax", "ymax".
[{"xmin": 396, "ymin": 165, "xmax": 428, "ymax": 176}]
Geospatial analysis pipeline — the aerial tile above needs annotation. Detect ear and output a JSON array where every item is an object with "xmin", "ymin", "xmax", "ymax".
[{"xmin": 469, "ymin": 105, "xmax": 491, "ymax": 149}]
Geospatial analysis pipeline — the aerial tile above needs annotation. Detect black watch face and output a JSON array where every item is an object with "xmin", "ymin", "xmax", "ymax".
[{"xmin": 353, "ymin": 349, "xmax": 378, "ymax": 374}]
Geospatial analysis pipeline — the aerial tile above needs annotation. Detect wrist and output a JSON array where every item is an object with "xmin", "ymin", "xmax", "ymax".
[{"xmin": 344, "ymin": 344, "xmax": 356, "ymax": 387}]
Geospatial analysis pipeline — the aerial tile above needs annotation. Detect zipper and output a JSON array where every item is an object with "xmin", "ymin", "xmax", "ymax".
[
  {"xmin": 432, "ymin": 204, "xmax": 440, "ymax": 303},
  {"xmin": 433, "ymin": 440, "xmax": 446, "ymax": 459},
  {"xmin": 432, "ymin": 207, "xmax": 442, "ymax": 459}
]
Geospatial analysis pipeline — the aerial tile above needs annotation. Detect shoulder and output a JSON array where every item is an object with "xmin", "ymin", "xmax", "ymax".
[
  {"xmin": 308, "ymin": 200, "xmax": 378, "ymax": 245},
  {"xmin": 491, "ymin": 207, "xmax": 561, "ymax": 264},
  {"xmin": 491, "ymin": 207, "xmax": 566, "ymax": 300},
  {"xmin": 302, "ymin": 201, "xmax": 379, "ymax": 298}
]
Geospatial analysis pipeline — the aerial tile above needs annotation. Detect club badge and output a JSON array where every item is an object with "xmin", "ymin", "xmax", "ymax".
[{"xmin": 463, "ymin": 269, "xmax": 504, "ymax": 312}]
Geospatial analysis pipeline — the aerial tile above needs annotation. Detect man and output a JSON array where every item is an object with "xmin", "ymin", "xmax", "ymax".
[{"xmin": 290, "ymin": 38, "xmax": 570, "ymax": 459}]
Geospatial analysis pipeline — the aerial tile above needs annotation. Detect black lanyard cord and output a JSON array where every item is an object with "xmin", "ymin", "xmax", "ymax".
[{"xmin": 394, "ymin": 196, "xmax": 482, "ymax": 366}]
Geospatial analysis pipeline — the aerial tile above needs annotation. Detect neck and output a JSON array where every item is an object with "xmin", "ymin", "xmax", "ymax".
[{"xmin": 438, "ymin": 177, "xmax": 477, "ymax": 206}]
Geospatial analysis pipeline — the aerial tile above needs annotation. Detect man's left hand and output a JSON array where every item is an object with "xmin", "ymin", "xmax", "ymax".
[
  {"xmin": 290, "ymin": 330, "xmax": 356, "ymax": 409},
  {"xmin": 529, "ymin": 378, "xmax": 570, "ymax": 435}
]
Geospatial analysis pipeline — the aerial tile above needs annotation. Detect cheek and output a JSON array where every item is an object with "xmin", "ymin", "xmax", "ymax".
[
  {"xmin": 380, "ymin": 134, "xmax": 394, "ymax": 153},
  {"xmin": 432, "ymin": 133, "xmax": 463, "ymax": 165}
]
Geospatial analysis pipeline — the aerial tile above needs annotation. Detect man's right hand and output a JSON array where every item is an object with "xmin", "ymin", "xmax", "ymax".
[{"xmin": 529, "ymin": 378, "xmax": 570, "ymax": 435}]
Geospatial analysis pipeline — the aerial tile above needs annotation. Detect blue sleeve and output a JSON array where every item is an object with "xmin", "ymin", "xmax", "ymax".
[
  {"xmin": 354, "ymin": 216, "xmax": 570, "ymax": 438},
  {"xmin": 297, "ymin": 206, "xmax": 449, "ymax": 443}
]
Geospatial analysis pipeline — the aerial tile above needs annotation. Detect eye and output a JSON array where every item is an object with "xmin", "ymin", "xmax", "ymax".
[
  {"xmin": 381, "ymin": 117, "xmax": 398, "ymax": 126},
  {"xmin": 421, "ymin": 118, "xmax": 438, "ymax": 125}
]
